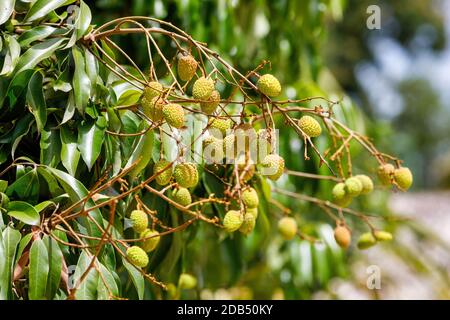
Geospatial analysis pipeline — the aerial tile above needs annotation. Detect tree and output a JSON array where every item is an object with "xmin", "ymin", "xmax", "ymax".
[{"xmin": 0, "ymin": 1, "xmax": 411, "ymax": 300}]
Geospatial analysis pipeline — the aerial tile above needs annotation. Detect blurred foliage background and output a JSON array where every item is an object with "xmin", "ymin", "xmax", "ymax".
[{"xmin": 82, "ymin": 0, "xmax": 449, "ymax": 299}]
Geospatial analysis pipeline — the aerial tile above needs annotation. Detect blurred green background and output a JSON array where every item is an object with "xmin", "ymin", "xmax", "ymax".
[{"xmin": 85, "ymin": 0, "xmax": 450, "ymax": 299}]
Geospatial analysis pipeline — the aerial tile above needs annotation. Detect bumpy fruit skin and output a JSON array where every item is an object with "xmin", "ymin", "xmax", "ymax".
[
  {"xmin": 200, "ymin": 90, "xmax": 220, "ymax": 114},
  {"xmin": 278, "ymin": 217, "xmax": 298, "ymax": 240},
  {"xmin": 377, "ymin": 163, "xmax": 395, "ymax": 186},
  {"xmin": 355, "ymin": 175, "xmax": 374, "ymax": 195},
  {"xmin": 335, "ymin": 195, "xmax": 352, "ymax": 207},
  {"xmin": 239, "ymin": 213, "xmax": 256, "ymax": 235},
  {"xmin": 153, "ymin": 160, "xmax": 172, "ymax": 186},
  {"xmin": 394, "ymin": 167, "xmax": 413, "ymax": 191},
  {"xmin": 345, "ymin": 177, "xmax": 363, "ymax": 197},
  {"xmin": 374, "ymin": 230, "xmax": 393, "ymax": 242},
  {"xmin": 192, "ymin": 77, "xmax": 215, "ymax": 100},
  {"xmin": 241, "ymin": 188, "xmax": 259, "ymax": 209},
  {"xmin": 332, "ymin": 183, "xmax": 347, "ymax": 201},
  {"xmin": 245, "ymin": 207, "xmax": 258, "ymax": 219},
  {"xmin": 142, "ymin": 97, "xmax": 164, "ymax": 122},
  {"xmin": 298, "ymin": 116, "xmax": 322, "ymax": 138},
  {"xmin": 172, "ymin": 187, "xmax": 192, "ymax": 207},
  {"xmin": 130, "ymin": 210, "xmax": 148, "ymax": 233},
  {"xmin": 209, "ymin": 117, "xmax": 232, "ymax": 135},
  {"xmin": 257, "ymin": 129, "xmax": 276, "ymax": 158},
  {"xmin": 334, "ymin": 226, "xmax": 351, "ymax": 249},
  {"xmin": 261, "ymin": 154, "xmax": 285, "ymax": 181},
  {"xmin": 257, "ymin": 74, "xmax": 281, "ymax": 97},
  {"xmin": 140, "ymin": 229, "xmax": 160, "ymax": 252},
  {"xmin": 126, "ymin": 246, "xmax": 149, "ymax": 268},
  {"xmin": 173, "ymin": 163, "xmax": 199, "ymax": 188},
  {"xmin": 203, "ymin": 136, "xmax": 224, "ymax": 163},
  {"xmin": 178, "ymin": 273, "xmax": 197, "ymax": 289},
  {"xmin": 143, "ymin": 82, "xmax": 163, "ymax": 100},
  {"xmin": 177, "ymin": 55, "xmax": 198, "ymax": 82},
  {"xmin": 163, "ymin": 103, "xmax": 185, "ymax": 128},
  {"xmin": 223, "ymin": 134, "xmax": 236, "ymax": 158},
  {"xmin": 357, "ymin": 232, "xmax": 377, "ymax": 250},
  {"xmin": 223, "ymin": 210, "xmax": 244, "ymax": 232}
]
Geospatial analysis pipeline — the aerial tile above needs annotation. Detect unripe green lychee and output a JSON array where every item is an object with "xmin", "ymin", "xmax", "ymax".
[
  {"xmin": 223, "ymin": 210, "xmax": 244, "ymax": 232},
  {"xmin": 200, "ymin": 90, "xmax": 220, "ymax": 114},
  {"xmin": 203, "ymin": 136, "xmax": 224, "ymax": 163},
  {"xmin": 345, "ymin": 177, "xmax": 363, "ymax": 197},
  {"xmin": 332, "ymin": 183, "xmax": 347, "ymax": 201},
  {"xmin": 377, "ymin": 163, "xmax": 395, "ymax": 186},
  {"xmin": 130, "ymin": 210, "xmax": 148, "ymax": 233},
  {"xmin": 261, "ymin": 154, "xmax": 285, "ymax": 181},
  {"xmin": 172, "ymin": 187, "xmax": 192, "ymax": 207},
  {"xmin": 374, "ymin": 230, "xmax": 393, "ymax": 242},
  {"xmin": 239, "ymin": 213, "xmax": 256, "ymax": 235},
  {"xmin": 163, "ymin": 103, "xmax": 185, "ymax": 128},
  {"xmin": 143, "ymin": 82, "xmax": 163, "ymax": 101},
  {"xmin": 174, "ymin": 163, "xmax": 199, "ymax": 188},
  {"xmin": 241, "ymin": 187, "xmax": 259, "ymax": 209},
  {"xmin": 394, "ymin": 167, "xmax": 413, "ymax": 191},
  {"xmin": 192, "ymin": 77, "xmax": 215, "ymax": 100},
  {"xmin": 334, "ymin": 195, "xmax": 352, "ymax": 207},
  {"xmin": 357, "ymin": 232, "xmax": 377, "ymax": 250},
  {"xmin": 298, "ymin": 115, "xmax": 322, "ymax": 138},
  {"xmin": 178, "ymin": 273, "xmax": 197, "ymax": 290},
  {"xmin": 140, "ymin": 229, "xmax": 160, "ymax": 252},
  {"xmin": 245, "ymin": 207, "xmax": 258, "ymax": 219},
  {"xmin": 278, "ymin": 217, "xmax": 298, "ymax": 240},
  {"xmin": 142, "ymin": 97, "xmax": 164, "ymax": 122},
  {"xmin": 153, "ymin": 160, "xmax": 172, "ymax": 186},
  {"xmin": 334, "ymin": 225, "xmax": 351, "ymax": 249},
  {"xmin": 177, "ymin": 55, "xmax": 198, "ymax": 82},
  {"xmin": 355, "ymin": 175, "xmax": 374, "ymax": 195},
  {"xmin": 257, "ymin": 74, "xmax": 281, "ymax": 97},
  {"xmin": 257, "ymin": 129, "xmax": 276, "ymax": 158},
  {"xmin": 126, "ymin": 246, "xmax": 149, "ymax": 268},
  {"xmin": 209, "ymin": 117, "xmax": 232, "ymax": 135}
]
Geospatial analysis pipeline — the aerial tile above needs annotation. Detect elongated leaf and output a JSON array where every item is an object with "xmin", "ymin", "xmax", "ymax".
[
  {"xmin": 122, "ymin": 258, "xmax": 144, "ymax": 300},
  {"xmin": 29, "ymin": 238, "xmax": 49, "ymax": 300},
  {"xmin": 66, "ymin": 0, "xmax": 92, "ymax": 48},
  {"xmin": 26, "ymin": 71, "xmax": 47, "ymax": 133},
  {"xmin": 25, "ymin": 0, "xmax": 75, "ymax": 22},
  {"xmin": 40, "ymin": 126, "xmax": 61, "ymax": 167},
  {"xmin": 97, "ymin": 263, "xmax": 119, "ymax": 300},
  {"xmin": 0, "ymin": 35, "xmax": 21, "ymax": 76},
  {"xmin": 43, "ymin": 235, "xmax": 62, "ymax": 300},
  {"xmin": 2, "ymin": 69, "xmax": 34, "ymax": 109},
  {"xmin": 59, "ymin": 128, "xmax": 79, "ymax": 176},
  {"xmin": 34, "ymin": 200, "xmax": 56, "ymax": 213},
  {"xmin": 77, "ymin": 116, "xmax": 107, "ymax": 170},
  {"xmin": 0, "ymin": 227, "xmax": 21, "ymax": 300},
  {"xmin": 7, "ymin": 201, "xmax": 40, "ymax": 225},
  {"xmin": 72, "ymin": 47, "xmax": 91, "ymax": 113},
  {"xmin": 0, "ymin": 0, "xmax": 15, "ymax": 25},
  {"xmin": 125, "ymin": 126, "xmax": 154, "ymax": 179},
  {"xmin": 18, "ymin": 26, "xmax": 57, "ymax": 47},
  {"xmin": 16, "ymin": 233, "xmax": 32, "ymax": 261},
  {"xmin": 73, "ymin": 251, "xmax": 98, "ymax": 300},
  {"xmin": 6, "ymin": 169, "xmax": 40, "ymax": 203},
  {"xmin": 11, "ymin": 113, "xmax": 34, "ymax": 158}
]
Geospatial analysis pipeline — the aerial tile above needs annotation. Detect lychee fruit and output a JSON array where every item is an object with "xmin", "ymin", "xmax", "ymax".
[
  {"xmin": 377, "ymin": 163, "xmax": 395, "ymax": 186},
  {"xmin": 394, "ymin": 167, "xmax": 413, "ymax": 191},
  {"xmin": 192, "ymin": 77, "xmax": 215, "ymax": 100},
  {"xmin": 355, "ymin": 174, "xmax": 374, "ymax": 195},
  {"xmin": 345, "ymin": 177, "xmax": 363, "ymax": 197},
  {"xmin": 126, "ymin": 246, "xmax": 149, "ymax": 268},
  {"xmin": 130, "ymin": 210, "xmax": 148, "ymax": 233},
  {"xmin": 357, "ymin": 232, "xmax": 377, "ymax": 250},
  {"xmin": 178, "ymin": 273, "xmax": 197, "ymax": 289},
  {"xmin": 162, "ymin": 103, "xmax": 185, "ymax": 128},
  {"xmin": 278, "ymin": 216, "xmax": 298, "ymax": 240},
  {"xmin": 257, "ymin": 74, "xmax": 281, "ymax": 97},
  {"xmin": 239, "ymin": 213, "xmax": 256, "ymax": 235},
  {"xmin": 172, "ymin": 187, "xmax": 192, "ymax": 207},
  {"xmin": 298, "ymin": 115, "xmax": 322, "ymax": 138},
  {"xmin": 223, "ymin": 210, "xmax": 244, "ymax": 232},
  {"xmin": 334, "ymin": 225, "xmax": 351, "ymax": 249},
  {"xmin": 177, "ymin": 54, "xmax": 198, "ymax": 82},
  {"xmin": 200, "ymin": 90, "xmax": 220, "ymax": 114},
  {"xmin": 140, "ymin": 229, "xmax": 160, "ymax": 252},
  {"xmin": 241, "ymin": 187, "xmax": 259, "ymax": 209},
  {"xmin": 261, "ymin": 154, "xmax": 285, "ymax": 181},
  {"xmin": 153, "ymin": 160, "xmax": 172, "ymax": 186}
]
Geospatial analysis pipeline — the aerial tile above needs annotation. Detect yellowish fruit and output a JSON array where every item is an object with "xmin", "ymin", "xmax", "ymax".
[
  {"xmin": 153, "ymin": 160, "xmax": 172, "ymax": 186},
  {"xmin": 394, "ymin": 167, "xmax": 413, "ymax": 191},
  {"xmin": 334, "ymin": 225, "xmax": 351, "ymax": 249},
  {"xmin": 239, "ymin": 213, "xmax": 256, "ymax": 235},
  {"xmin": 257, "ymin": 74, "xmax": 281, "ymax": 97},
  {"xmin": 174, "ymin": 163, "xmax": 199, "ymax": 188},
  {"xmin": 298, "ymin": 115, "xmax": 322, "ymax": 138},
  {"xmin": 200, "ymin": 90, "xmax": 220, "ymax": 114},
  {"xmin": 177, "ymin": 55, "xmax": 197, "ymax": 82},
  {"xmin": 130, "ymin": 210, "xmax": 148, "ymax": 233},
  {"xmin": 245, "ymin": 207, "xmax": 258, "ymax": 219},
  {"xmin": 374, "ymin": 230, "xmax": 393, "ymax": 242},
  {"xmin": 261, "ymin": 154, "xmax": 285, "ymax": 181},
  {"xmin": 278, "ymin": 217, "xmax": 297, "ymax": 240},
  {"xmin": 162, "ymin": 103, "xmax": 185, "ymax": 128},
  {"xmin": 257, "ymin": 129, "xmax": 276, "ymax": 158},
  {"xmin": 377, "ymin": 163, "xmax": 395, "ymax": 186},
  {"xmin": 223, "ymin": 210, "xmax": 244, "ymax": 232},
  {"xmin": 223, "ymin": 134, "xmax": 237, "ymax": 159},
  {"xmin": 203, "ymin": 136, "xmax": 224, "ymax": 163},
  {"xmin": 209, "ymin": 117, "xmax": 232, "ymax": 135},
  {"xmin": 357, "ymin": 232, "xmax": 377, "ymax": 250},
  {"xmin": 334, "ymin": 195, "xmax": 352, "ymax": 207},
  {"xmin": 241, "ymin": 187, "xmax": 259, "ymax": 209},
  {"xmin": 143, "ymin": 81, "xmax": 163, "ymax": 100},
  {"xmin": 140, "ymin": 229, "xmax": 160, "ymax": 252},
  {"xmin": 332, "ymin": 182, "xmax": 347, "ymax": 201},
  {"xmin": 126, "ymin": 246, "xmax": 149, "ymax": 268},
  {"xmin": 355, "ymin": 175, "xmax": 374, "ymax": 195},
  {"xmin": 192, "ymin": 77, "xmax": 214, "ymax": 100},
  {"xmin": 142, "ymin": 97, "xmax": 164, "ymax": 122},
  {"xmin": 172, "ymin": 187, "xmax": 192, "ymax": 207},
  {"xmin": 345, "ymin": 177, "xmax": 363, "ymax": 197},
  {"xmin": 178, "ymin": 273, "xmax": 197, "ymax": 289}
]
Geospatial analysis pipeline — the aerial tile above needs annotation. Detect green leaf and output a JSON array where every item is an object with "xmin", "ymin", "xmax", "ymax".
[
  {"xmin": 77, "ymin": 116, "xmax": 107, "ymax": 171},
  {"xmin": 13, "ymin": 38, "xmax": 66, "ymax": 75},
  {"xmin": 0, "ymin": 226, "xmax": 21, "ymax": 300},
  {"xmin": 72, "ymin": 46, "xmax": 91, "ymax": 113},
  {"xmin": 40, "ymin": 126, "xmax": 61, "ymax": 167},
  {"xmin": 122, "ymin": 258, "xmax": 144, "ymax": 300},
  {"xmin": 43, "ymin": 235, "xmax": 62, "ymax": 300},
  {"xmin": 6, "ymin": 169, "xmax": 40, "ymax": 203},
  {"xmin": 73, "ymin": 251, "xmax": 98, "ymax": 300},
  {"xmin": 60, "ymin": 126, "xmax": 80, "ymax": 175},
  {"xmin": 0, "ymin": 0, "xmax": 15, "ymax": 25},
  {"xmin": 66, "ymin": 0, "xmax": 92, "ymax": 48},
  {"xmin": 18, "ymin": 26, "xmax": 57, "ymax": 47},
  {"xmin": 26, "ymin": 71, "xmax": 47, "ymax": 133},
  {"xmin": 16, "ymin": 233, "xmax": 32, "ymax": 261},
  {"xmin": 2, "ymin": 69, "xmax": 34, "ymax": 109},
  {"xmin": 7, "ymin": 201, "xmax": 40, "ymax": 225},
  {"xmin": 11, "ymin": 113, "xmax": 34, "ymax": 158},
  {"xmin": 125, "ymin": 126, "xmax": 154, "ymax": 179},
  {"xmin": 29, "ymin": 238, "xmax": 49, "ymax": 300},
  {"xmin": 0, "ymin": 35, "xmax": 21, "ymax": 76},
  {"xmin": 97, "ymin": 263, "xmax": 119, "ymax": 300},
  {"xmin": 0, "ymin": 180, "xmax": 8, "ymax": 193},
  {"xmin": 25, "ymin": 0, "xmax": 75, "ymax": 22},
  {"xmin": 34, "ymin": 200, "xmax": 56, "ymax": 213}
]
